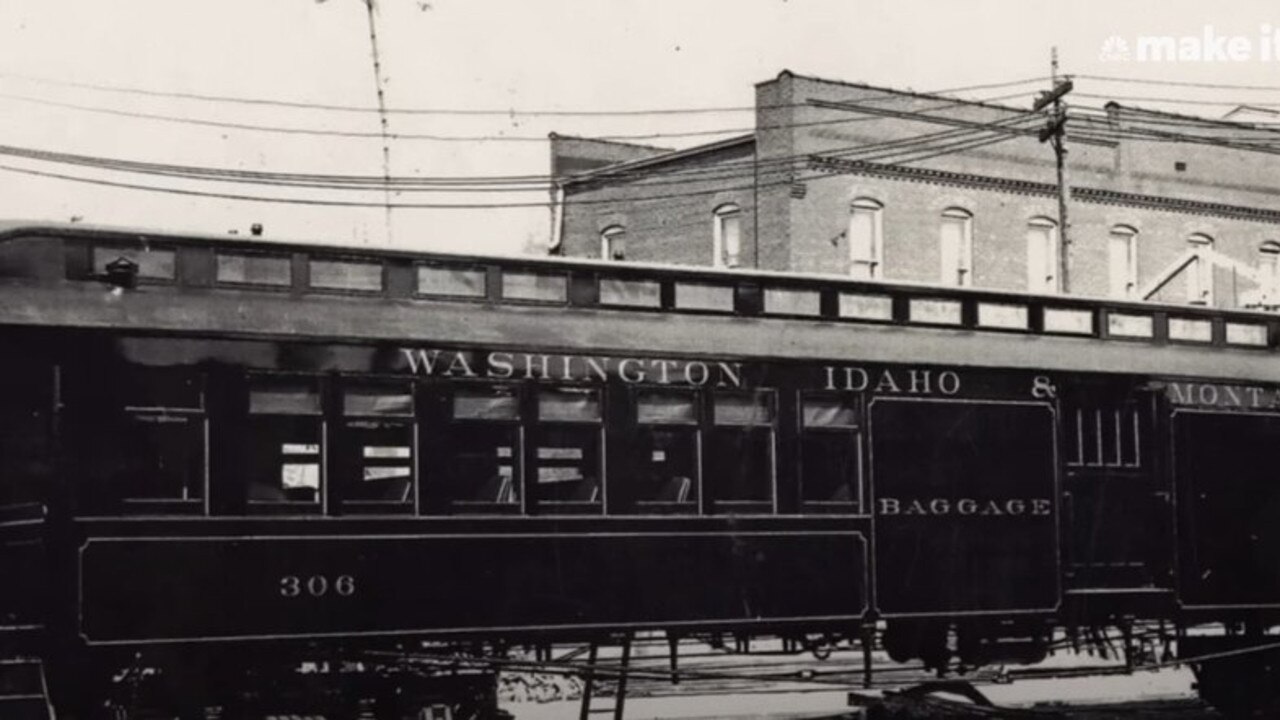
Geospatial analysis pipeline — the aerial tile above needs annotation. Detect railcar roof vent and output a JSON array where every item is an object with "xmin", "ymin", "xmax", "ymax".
[{"xmin": 104, "ymin": 256, "xmax": 139, "ymax": 289}]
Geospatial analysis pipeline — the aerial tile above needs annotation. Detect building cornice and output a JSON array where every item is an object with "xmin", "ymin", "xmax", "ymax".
[{"xmin": 809, "ymin": 156, "xmax": 1280, "ymax": 224}]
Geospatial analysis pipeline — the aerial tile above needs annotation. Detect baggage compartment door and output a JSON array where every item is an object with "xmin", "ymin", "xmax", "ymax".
[{"xmin": 870, "ymin": 398, "xmax": 1059, "ymax": 616}]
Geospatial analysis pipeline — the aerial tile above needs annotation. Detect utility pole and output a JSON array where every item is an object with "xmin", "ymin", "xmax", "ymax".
[
  {"xmin": 1034, "ymin": 48, "xmax": 1074, "ymax": 293},
  {"xmin": 363, "ymin": 0, "xmax": 394, "ymax": 245}
]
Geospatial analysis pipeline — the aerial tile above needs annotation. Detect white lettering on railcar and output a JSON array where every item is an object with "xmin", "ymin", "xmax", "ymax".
[
  {"xmin": 279, "ymin": 574, "xmax": 357, "ymax": 598},
  {"xmin": 823, "ymin": 365, "xmax": 962, "ymax": 396},
  {"xmin": 1167, "ymin": 380, "xmax": 1280, "ymax": 409},
  {"xmin": 399, "ymin": 348, "xmax": 745, "ymax": 388},
  {"xmin": 877, "ymin": 497, "xmax": 1053, "ymax": 517}
]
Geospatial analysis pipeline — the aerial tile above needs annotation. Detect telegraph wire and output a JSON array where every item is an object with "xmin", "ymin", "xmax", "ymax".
[
  {"xmin": 1073, "ymin": 92, "xmax": 1280, "ymax": 108},
  {"xmin": 0, "ymin": 161, "xmax": 822, "ymax": 209},
  {"xmin": 0, "ymin": 121, "xmax": 1032, "ymax": 208},
  {"xmin": 0, "ymin": 117, "xmax": 1037, "ymax": 194},
  {"xmin": 0, "ymin": 70, "xmax": 1051, "ymax": 117},
  {"xmin": 0, "ymin": 89, "xmax": 1038, "ymax": 143},
  {"xmin": 1069, "ymin": 105, "xmax": 1280, "ymax": 136},
  {"xmin": 1075, "ymin": 73, "xmax": 1280, "ymax": 93},
  {"xmin": 1067, "ymin": 110, "xmax": 1280, "ymax": 152}
]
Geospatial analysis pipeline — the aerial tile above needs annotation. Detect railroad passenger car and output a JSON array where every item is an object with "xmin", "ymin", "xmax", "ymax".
[{"xmin": 1, "ymin": 222, "xmax": 1279, "ymax": 717}]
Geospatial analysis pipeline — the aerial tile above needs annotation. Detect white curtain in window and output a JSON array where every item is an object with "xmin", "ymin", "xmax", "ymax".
[
  {"xmin": 939, "ymin": 212, "xmax": 971, "ymax": 286},
  {"xmin": 1108, "ymin": 228, "xmax": 1138, "ymax": 298},
  {"xmin": 1026, "ymin": 219, "xmax": 1058, "ymax": 293},
  {"xmin": 848, "ymin": 201, "xmax": 881, "ymax": 279},
  {"xmin": 719, "ymin": 212, "xmax": 741, "ymax": 267},
  {"xmin": 1186, "ymin": 235, "xmax": 1213, "ymax": 304}
]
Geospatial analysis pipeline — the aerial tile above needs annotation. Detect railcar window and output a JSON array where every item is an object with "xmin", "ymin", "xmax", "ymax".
[
  {"xmin": 533, "ymin": 388, "xmax": 603, "ymax": 513},
  {"xmin": 799, "ymin": 395, "xmax": 861, "ymax": 510},
  {"xmin": 1169, "ymin": 317, "xmax": 1213, "ymax": 343},
  {"xmin": 674, "ymin": 283, "xmax": 734, "ymax": 312},
  {"xmin": 1067, "ymin": 407, "xmax": 1141, "ymax": 469},
  {"xmin": 838, "ymin": 293, "xmax": 894, "ymax": 321},
  {"xmin": 334, "ymin": 386, "xmax": 415, "ymax": 513},
  {"xmin": 599, "ymin": 278, "xmax": 661, "ymax": 308},
  {"xmin": 91, "ymin": 246, "xmax": 176, "ymax": 281},
  {"xmin": 503, "ymin": 271, "xmax": 568, "ymax": 303},
  {"xmin": 76, "ymin": 368, "xmax": 205, "ymax": 515},
  {"xmin": 705, "ymin": 391, "xmax": 775, "ymax": 512},
  {"xmin": 246, "ymin": 380, "xmax": 323, "ymax": 513},
  {"xmin": 309, "ymin": 259, "xmax": 384, "ymax": 293},
  {"xmin": 417, "ymin": 265, "xmax": 487, "ymax": 298},
  {"xmin": 215, "ymin": 252, "xmax": 292, "ymax": 286},
  {"xmin": 764, "ymin": 288, "xmax": 821, "ymax": 317},
  {"xmin": 621, "ymin": 390, "xmax": 699, "ymax": 514},
  {"xmin": 433, "ymin": 385, "xmax": 521, "ymax": 513}
]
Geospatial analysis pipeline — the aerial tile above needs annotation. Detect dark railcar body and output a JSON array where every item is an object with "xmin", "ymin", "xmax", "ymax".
[{"xmin": 0, "ymin": 223, "xmax": 1279, "ymax": 715}]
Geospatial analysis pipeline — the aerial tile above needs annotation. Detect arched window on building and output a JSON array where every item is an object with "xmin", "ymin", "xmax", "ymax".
[
  {"xmin": 712, "ymin": 204, "xmax": 742, "ymax": 268},
  {"xmin": 848, "ymin": 198, "xmax": 883, "ymax": 279},
  {"xmin": 939, "ymin": 208, "xmax": 973, "ymax": 287},
  {"xmin": 1026, "ymin": 217, "xmax": 1059, "ymax": 294},
  {"xmin": 1108, "ymin": 225, "xmax": 1139, "ymax": 299},
  {"xmin": 600, "ymin": 226, "xmax": 626, "ymax": 261},
  {"xmin": 1186, "ymin": 233, "xmax": 1214, "ymax": 305},
  {"xmin": 1259, "ymin": 241, "xmax": 1280, "ymax": 303}
]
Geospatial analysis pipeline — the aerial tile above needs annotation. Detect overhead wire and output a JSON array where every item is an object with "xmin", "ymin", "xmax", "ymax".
[
  {"xmin": 0, "ymin": 70, "xmax": 1051, "ymax": 116},
  {"xmin": 0, "ymin": 119, "xmax": 1033, "ymax": 208},
  {"xmin": 0, "ymin": 89, "xmax": 1038, "ymax": 143},
  {"xmin": 1074, "ymin": 73, "xmax": 1280, "ymax": 93},
  {"xmin": 0, "ymin": 108, "xmax": 1039, "ymax": 193}
]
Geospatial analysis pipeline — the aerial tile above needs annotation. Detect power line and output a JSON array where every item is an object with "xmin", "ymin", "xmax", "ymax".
[
  {"xmin": 0, "ymin": 122, "xmax": 1031, "ymax": 208},
  {"xmin": 1074, "ymin": 92, "xmax": 1280, "ymax": 108},
  {"xmin": 0, "ymin": 119, "xmax": 1032, "ymax": 194},
  {"xmin": 0, "ymin": 70, "xmax": 1051, "ymax": 117},
  {"xmin": 1075, "ymin": 73, "xmax": 1280, "ymax": 93},
  {"xmin": 0, "ymin": 160, "xmax": 818, "ymax": 209},
  {"xmin": 0, "ymin": 89, "xmax": 1037, "ymax": 143}
]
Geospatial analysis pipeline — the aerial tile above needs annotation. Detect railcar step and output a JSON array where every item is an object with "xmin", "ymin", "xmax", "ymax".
[
  {"xmin": 0, "ymin": 658, "xmax": 53, "ymax": 720},
  {"xmin": 0, "ymin": 660, "xmax": 43, "ymax": 696},
  {"xmin": 0, "ymin": 695, "xmax": 53, "ymax": 720}
]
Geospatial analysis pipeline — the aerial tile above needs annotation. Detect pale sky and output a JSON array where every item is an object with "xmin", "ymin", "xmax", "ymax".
[{"xmin": 3, "ymin": 0, "xmax": 1280, "ymax": 255}]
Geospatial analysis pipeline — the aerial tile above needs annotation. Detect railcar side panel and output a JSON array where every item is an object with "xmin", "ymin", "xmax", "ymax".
[
  {"xmin": 78, "ymin": 529, "xmax": 867, "ymax": 644},
  {"xmin": 870, "ymin": 399, "xmax": 1059, "ymax": 616},
  {"xmin": 1174, "ymin": 407, "xmax": 1280, "ymax": 608}
]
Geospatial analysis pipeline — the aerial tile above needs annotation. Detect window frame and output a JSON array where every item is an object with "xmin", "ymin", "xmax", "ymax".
[
  {"xmin": 530, "ymin": 385, "xmax": 606, "ymax": 515},
  {"xmin": 623, "ymin": 386, "xmax": 703, "ymax": 515},
  {"xmin": 704, "ymin": 389, "xmax": 778, "ymax": 514},
  {"xmin": 433, "ymin": 380, "xmax": 525, "ymax": 515},
  {"xmin": 797, "ymin": 391, "xmax": 863, "ymax": 513},
  {"xmin": 244, "ymin": 374, "xmax": 327, "ymax": 516},
  {"xmin": 91, "ymin": 243, "xmax": 179, "ymax": 284},
  {"xmin": 600, "ymin": 225, "xmax": 626, "ymax": 261},
  {"xmin": 115, "ymin": 369, "xmax": 209, "ymax": 516},
  {"xmin": 333, "ymin": 380, "xmax": 418, "ymax": 515},
  {"xmin": 214, "ymin": 249, "xmax": 293, "ymax": 289}
]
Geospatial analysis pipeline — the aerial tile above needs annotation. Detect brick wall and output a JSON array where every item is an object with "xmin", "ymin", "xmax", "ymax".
[
  {"xmin": 557, "ymin": 138, "xmax": 757, "ymax": 265},
  {"xmin": 555, "ymin": 70, "xmax": 1280, "ymax": 308}
]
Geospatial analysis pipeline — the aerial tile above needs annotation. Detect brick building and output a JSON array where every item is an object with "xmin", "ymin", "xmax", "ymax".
[{"xmin": 550, "ymin": 70, "xmax": 1280, "ymax": 309}]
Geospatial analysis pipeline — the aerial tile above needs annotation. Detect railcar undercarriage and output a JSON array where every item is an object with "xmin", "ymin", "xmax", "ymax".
[{"xmin": 23, "ymin": 621, "xmax": 1280, "ymax": 719}]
